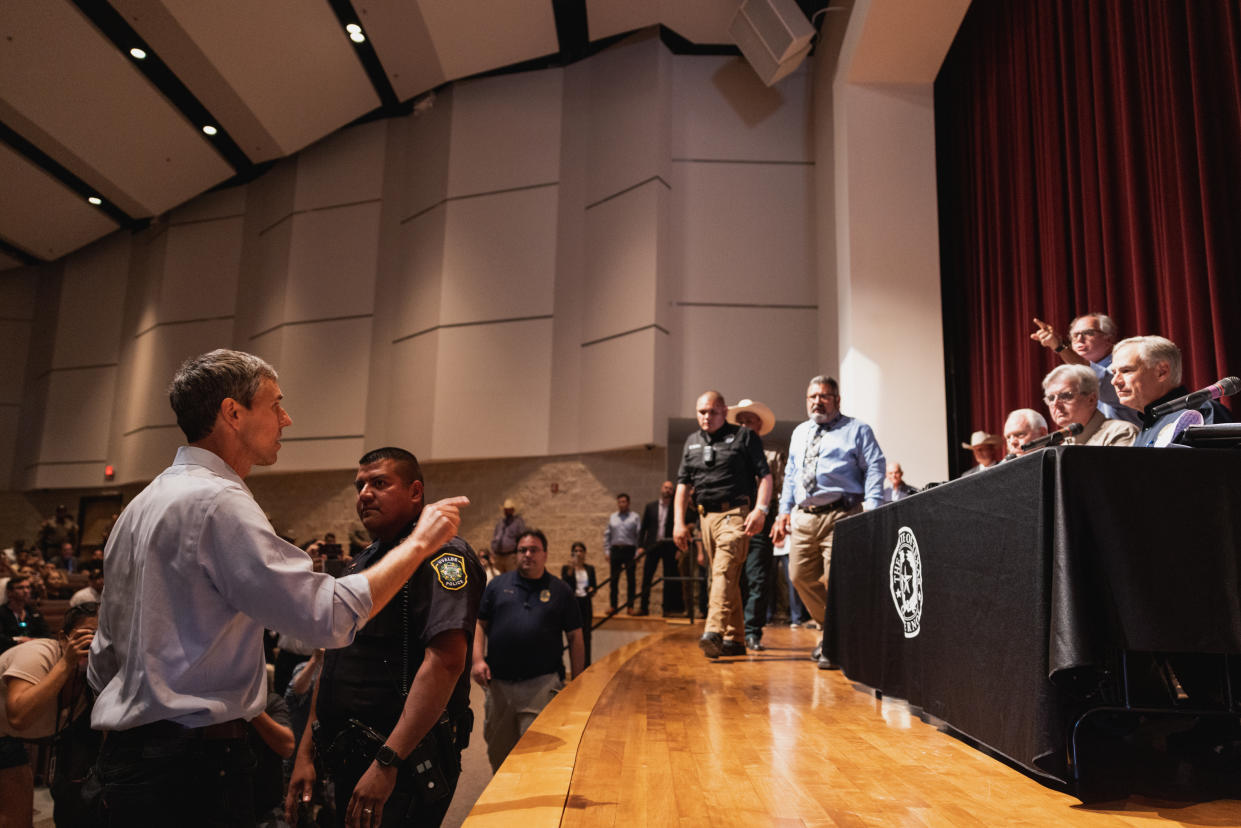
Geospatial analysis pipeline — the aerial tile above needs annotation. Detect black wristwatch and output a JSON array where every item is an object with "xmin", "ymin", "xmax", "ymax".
[{"xmin": 375, "ymin": 744, "xmax": 402, "ymax": 767}]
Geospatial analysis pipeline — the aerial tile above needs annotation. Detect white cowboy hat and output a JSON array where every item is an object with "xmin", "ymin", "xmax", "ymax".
[
  {"xmin": 726, "ymin": 399, "xmax": 776, "ymax": 436},
  {"xmin": 961, "ymin": 430, "xmax": 1003, "ymax": 450}
]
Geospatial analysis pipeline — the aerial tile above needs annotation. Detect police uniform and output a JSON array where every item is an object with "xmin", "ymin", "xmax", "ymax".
[
  {"xmin": 676, "ymin": 422, "xmax": 770, "ymax": 644},
  {"xmin": 315, "ymin": 523, "xmax": 484, "ymax": 827},
  {"xmin": 477, "ymin": 570, "xmax": 582, "ymax": 771}
]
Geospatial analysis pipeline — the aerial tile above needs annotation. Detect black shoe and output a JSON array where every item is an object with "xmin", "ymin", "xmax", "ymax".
[
  {"xmin": 810, "ymin": 643, "xmax": 822, "ymax": 662},
  {"xmin": 721, "ymin": 639, "xmax": 748, "ymax": 656},
  {"xmin": 817, "ymin": 654, "xmax": 839, "ymax": 670},
  {"xmin": 745, "ymin": 635, "xmax": 764, "ymax": 651},
  {"xmin": 699, "ymin": 632, "xmax": 723, "ymax": 658}
]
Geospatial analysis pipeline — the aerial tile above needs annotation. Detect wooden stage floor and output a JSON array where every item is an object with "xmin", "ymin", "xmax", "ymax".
[{"xmin": 464, "ymin": 625, "xmax": 1241, "ymax": 827}]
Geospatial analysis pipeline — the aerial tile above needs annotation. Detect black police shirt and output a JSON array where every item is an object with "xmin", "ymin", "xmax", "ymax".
[
  {"xmin": 676, "ymin": 422, "xmax": 771, "ymax": 506},
  {"xmin": 316, "ymin": 524, "xmax": 485, "ymax": 737},
  {"xmin": 478, "ymin": 570, "xmax": 581, "ymax": 682}
]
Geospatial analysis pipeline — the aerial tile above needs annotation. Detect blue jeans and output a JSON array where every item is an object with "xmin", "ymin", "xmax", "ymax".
[{"xmin": 96, "ymin": 728, "xmax": 257, "ymax": 827}]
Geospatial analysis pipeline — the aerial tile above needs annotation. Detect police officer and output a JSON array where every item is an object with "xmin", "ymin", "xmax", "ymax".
[
  {"xmin": 288, "ymin": 447, "xmax": 484, "ymax": 828},
  {"xmin": 674, "ymin": 391, "xmax": 773, "ymax": 658}
]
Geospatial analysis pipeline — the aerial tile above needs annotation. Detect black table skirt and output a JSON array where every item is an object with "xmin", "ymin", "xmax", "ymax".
[{"xmin": 824, "ymin": 446, "xmax": 1241, "ymax": 781}]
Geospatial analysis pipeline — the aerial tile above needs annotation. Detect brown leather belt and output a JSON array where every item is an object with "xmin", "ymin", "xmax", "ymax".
[
  {"xmin": 115, "ymin": 718, "xmax": 248, "ymax": 741},
  {"xmin": 799, "ymin": 494, "xmax": 861, "ymax": 515}
]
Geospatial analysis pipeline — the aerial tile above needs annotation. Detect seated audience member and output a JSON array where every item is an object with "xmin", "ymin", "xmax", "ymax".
[
  {"xmin": 1110, "ymin": 335, "xmax": 1233, "ymax": 447},
  {"xmin": 1003, "ymin": 409, "xmax": 1049, "ymax": 458},
  {"xmin": 1042, "ymin": 364, "xmax": 1138, "ymax": 446},
  {"xmin": 882, "ymin": 463, "xmax": 919, "ymax": 502},
  {"xmin": 1, "ymin": 577, "xmax": 50, "ymax": 655},
  {"xmin": 41, "ymin": 565, "xmax": 72, "ymax": 600},
  {"xmin": 0, "ymin": 602, "xmax": 100, "ymax": 828},
  {"xmin": 54, "ymin": 541, "xmax": 78, "ymax": 573},
  {"xmin": 1030, "ymin": 312, "xmax": 1141, "ymax": 424},
  {"xmin": 960, "ymin": 431, "xmax": 1003, "ymax": 476},
  {"xmin": 70, "ymin": 568, "xmax": 104, "ymax": 608}
]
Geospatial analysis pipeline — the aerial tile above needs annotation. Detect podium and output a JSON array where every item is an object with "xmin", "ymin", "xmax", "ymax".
[{"xmin": 824, "ymin": 446, "xmax": 1241, "ymax": 781}]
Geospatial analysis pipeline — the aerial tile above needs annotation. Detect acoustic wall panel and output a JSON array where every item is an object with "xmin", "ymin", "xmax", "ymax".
[
  {"xmin": 430, "ymin": 320, "xmax": 553, "ymax": 460},
  {"xmin": 439, "ymin": 188, "xmax": 558, "ymax": 324},
  {"xmin": 447, "ymin": 70, "xmax": 563, "ymax": 198}
]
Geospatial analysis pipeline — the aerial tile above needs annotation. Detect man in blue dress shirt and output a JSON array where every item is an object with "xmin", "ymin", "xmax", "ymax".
[
  {"xmin": 1030, "ymin": 312, "xmax": 1141, "ymax": 424},
  {"xmin": 89, "ymin": 349, "xmax": 467, "ymax": 827},
  {"xmin": 771, "ymin": 376, "xmax": 885, "ymax": 667}
]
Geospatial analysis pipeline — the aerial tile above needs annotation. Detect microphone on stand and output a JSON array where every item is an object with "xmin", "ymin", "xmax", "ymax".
[
  {"xmin": 1150, "ymin": 376, "xmax": 1240, "ymax": 418},
  {"xmin": 1021, "ymin": 421, "xmax": 1084, "ymax": 452}
]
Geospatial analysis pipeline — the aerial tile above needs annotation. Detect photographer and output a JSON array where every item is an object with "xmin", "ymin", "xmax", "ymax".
[{"xmin": 1, "ymin": 602, "xmax": 100, "ymax": 826}]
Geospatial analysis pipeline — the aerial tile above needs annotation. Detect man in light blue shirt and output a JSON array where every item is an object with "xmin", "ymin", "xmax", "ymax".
[
  {"xmin": 603, "ymin": 493, "xmax": 642, "ymax": 614},
  {"xmin": 771, "ymin": 375, "xmax": 885, "ymax": 667},
  {"xmin": 88, "ymin": 349, "xmax": 467, "ymax": 827},
  {"xmin": 1030, "ymin": 312, "xmax": 1141, "ymax": 424}
]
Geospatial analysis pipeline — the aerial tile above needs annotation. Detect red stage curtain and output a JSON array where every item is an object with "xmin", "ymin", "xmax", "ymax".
[{"xmin": 936, "ymin": 0, "xmax": 1241, "ymax": 471}]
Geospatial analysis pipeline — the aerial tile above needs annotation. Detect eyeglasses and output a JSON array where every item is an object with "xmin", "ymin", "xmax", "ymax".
[
  {"xmin": 516, "ymin": 546, "xmax": 542, "ymax": 555},
  {"xmin": 1043, "ymin": 390, "xmax": 1081, "ymax": 405},
  {"xmin": 807, "ymin": 393, "xmax": 838, "ymax": 401},
  {"xmin": 1069, "ymin": 328, "xmax": 1101, "ymax": 341}
]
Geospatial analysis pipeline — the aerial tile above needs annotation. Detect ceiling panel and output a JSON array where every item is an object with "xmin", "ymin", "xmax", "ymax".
[
  {"xmin": 419, "ymin": 0, "xmax": 560, "ymax": 81},
  {"xmin": 0, "ymin": 144, "xmax": 119, "ymax": 261},
  {"xmin": 356, "ymin": 0, "xmax": 447, "ymax": 103},
  {"xmin": 126, "ymin": 0, "xmax": 381, "ymax": 157},
  {"xmin": 0, "ymin": 0, "xmax": 235, "ymax": 216}
]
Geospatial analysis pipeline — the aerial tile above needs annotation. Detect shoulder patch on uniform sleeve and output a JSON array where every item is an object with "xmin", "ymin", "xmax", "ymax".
[{"xmin": 431, "ymin": 552, "xmax": 468, "ymax": 591}]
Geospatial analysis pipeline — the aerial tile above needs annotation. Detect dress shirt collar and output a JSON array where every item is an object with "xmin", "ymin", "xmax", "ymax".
[{"xmin": 174, "ymin": 445, "xmax": 251, "ymax": 494}]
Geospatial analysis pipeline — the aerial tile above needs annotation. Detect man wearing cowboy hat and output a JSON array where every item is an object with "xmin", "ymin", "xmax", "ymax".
[
  {"xmin": 726, "ymin": 399, "xmax": 784, "ymax": 651},
  {"xmin": 960, "ymin": 431, "xmax": 1003, "ymax": 477},
  {"xmin": 772, "ymin": 376, "xmax": 885, "ymax": 669},
  {"xmin": 488, "ymin": 498, "xmax": 526, "ymax": 576}
]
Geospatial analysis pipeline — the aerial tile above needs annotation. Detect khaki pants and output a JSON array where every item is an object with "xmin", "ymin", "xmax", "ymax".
[
  {"xmin": 483, "ymin": 672, "xmax": 562, "ymax": 771},
  {"xmin": 700, "ymin": 506, "xmax": 750, "ymax": 641},
  {"xmin": 787, "ymin": 503, "xmax": 861, "ymax": 626}
]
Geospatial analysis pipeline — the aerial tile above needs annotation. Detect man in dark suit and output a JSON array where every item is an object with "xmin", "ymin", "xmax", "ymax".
[{"xmin": 636, "ymin": 481, "xmax": 684, "ymax": 616}]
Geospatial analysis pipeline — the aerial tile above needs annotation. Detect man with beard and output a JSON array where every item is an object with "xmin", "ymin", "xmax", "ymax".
[{"xmin": 772, "ymin": 376, "xmax": 884, "ymax": 669}]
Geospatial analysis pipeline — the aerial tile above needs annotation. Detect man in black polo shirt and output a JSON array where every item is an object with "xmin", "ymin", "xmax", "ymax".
[
  {"xmin": 287, "ymin": 447, "xmax": 484, "ymax": 828},
  {"xmin": 470, "ymin": 529, "xmax": 584, "ymax": 772},
  {"xmin": 674, "ymin": 390, "xmax": 773, "ymax": 659}
]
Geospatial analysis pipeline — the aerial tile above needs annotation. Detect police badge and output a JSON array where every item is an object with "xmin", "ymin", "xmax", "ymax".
[
  {"xmin": 430, "ymin": 552, "xmax": 467, "ymax": 590},
  {"xmin": 539, "ymin": 589, "xmax": 551, "ymax": 602}
]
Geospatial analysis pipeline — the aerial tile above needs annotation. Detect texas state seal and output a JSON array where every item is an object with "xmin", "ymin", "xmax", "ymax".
[{"xmin": 888, "ymin": 525, "xmax": 923, "ymax": 639}]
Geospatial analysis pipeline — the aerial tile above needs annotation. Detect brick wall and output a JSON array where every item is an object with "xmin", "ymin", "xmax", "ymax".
[{"xmin": 3, "ymin": 447, "xmax": 674, "ymax": 594}]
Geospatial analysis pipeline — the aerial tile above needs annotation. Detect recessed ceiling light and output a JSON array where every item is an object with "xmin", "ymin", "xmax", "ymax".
[
  {"xmin": 88, "ymin": 196, "xmax": 103, "ymax": 206},
  {"xmin": 349, "ymin": 31, "xmax": 366, "ymax": 44},
  {"xmin": 202, "ymin": 125, "xmax": 218, "ymax": 136},
  {"xmin": 130, "ymin": 47, "xmax": 147, "ymax": 60},
  {"xmin": 346, "ymin": 23, "xmax": 362, "ymax": 34}
]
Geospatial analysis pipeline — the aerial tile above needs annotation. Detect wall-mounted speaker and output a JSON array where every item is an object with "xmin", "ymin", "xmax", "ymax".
[{"xmin": 729, "ymin": 0, "xmax": 816, "ymax": 86}]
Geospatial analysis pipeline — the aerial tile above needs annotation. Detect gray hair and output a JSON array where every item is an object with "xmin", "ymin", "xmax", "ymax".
[
  {"xmin": 1113, "ymin": 335, "xmax": 1182, "ymax": 385},
  {"xmin": 808, "ymin": 375, "xmax": 839, "ymax": 394},
  {"xmin": 1042, "ymin": 364, "xmax": 1098, "ymax": 396},
  {"xmin": 169, "ymin": 349, "xmax": 278, "ymax": 442},
  {"xmin": 1006, "ymin": 408, "xmax": 1048, "ymax": 432},
  {"xmin": 1070, "ymin": 312, "xmax": 1118, "ymax": 340}
]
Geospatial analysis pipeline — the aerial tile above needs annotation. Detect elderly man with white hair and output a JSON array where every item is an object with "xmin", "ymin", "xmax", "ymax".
[
  {"xmin": 1002, "ymin": 409, "xmax": 1048, "ymax": 458},
  {"xmin": 1041, "ymin": 364, "xmax": 1138, "ymax": 446},
  {"xmin": 1110, "ymin": 335, "xmax": 1232, "ymax": 447}
]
